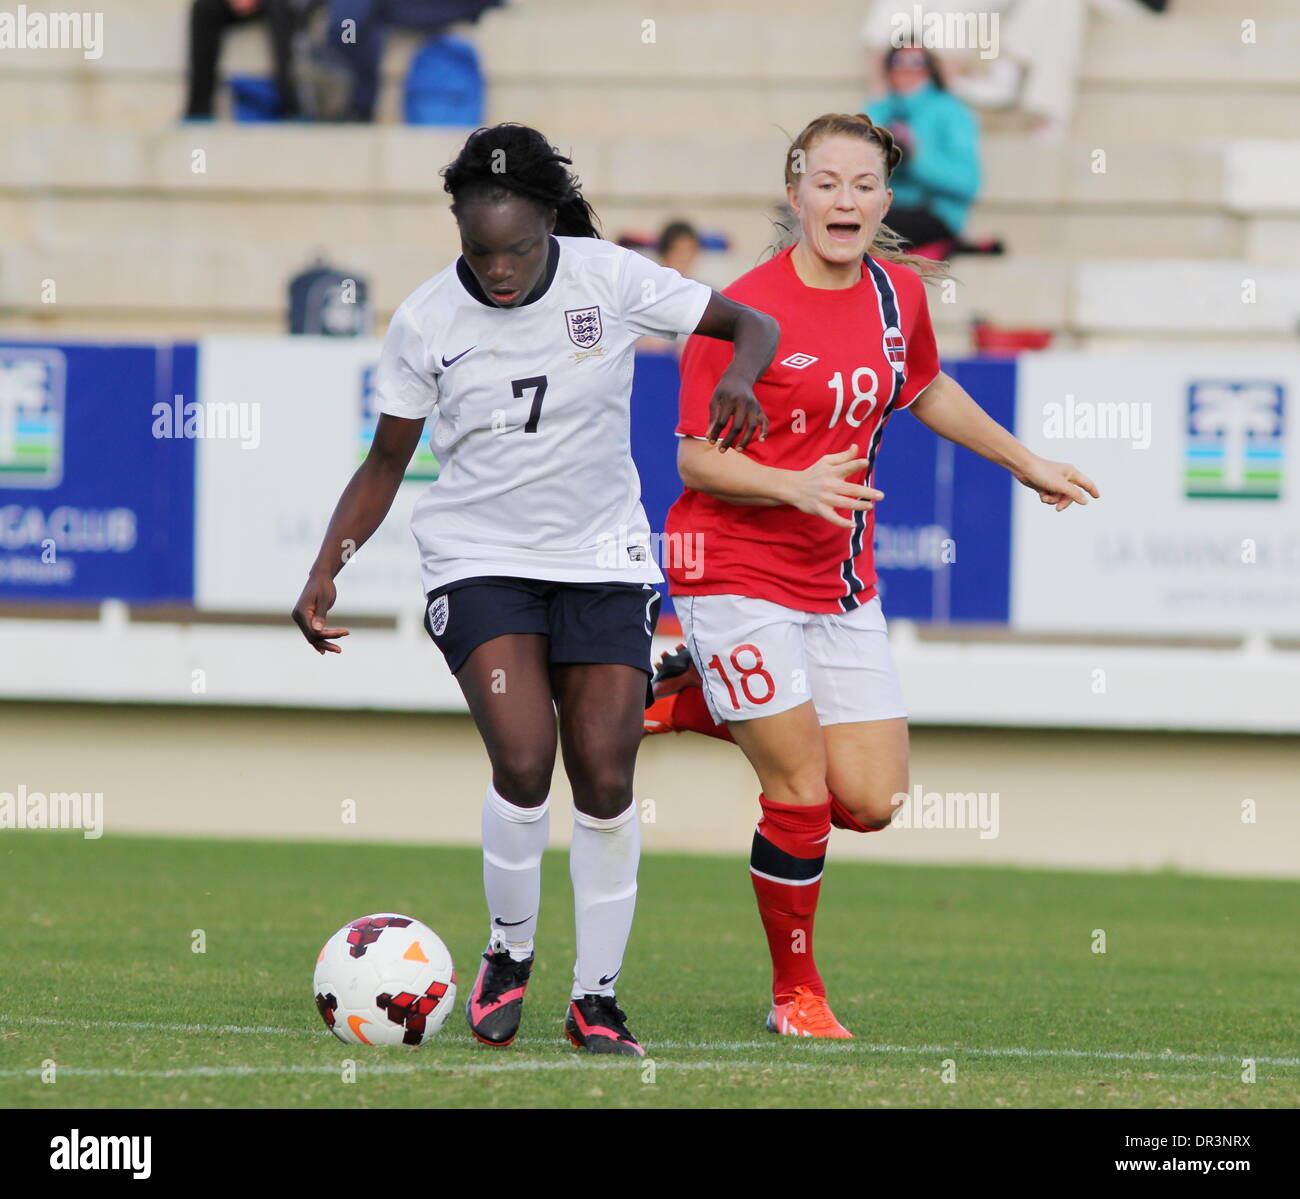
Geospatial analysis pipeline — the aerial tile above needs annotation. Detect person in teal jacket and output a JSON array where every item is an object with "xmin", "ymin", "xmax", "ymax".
[{"xmin": 864, "ymin": 45, "xmax": 981, "ymax": 249}]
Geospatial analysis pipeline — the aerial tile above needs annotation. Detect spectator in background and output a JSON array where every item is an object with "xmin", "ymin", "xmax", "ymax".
[
  {"xmin": 863, "ymin": 45, "xmax": 980, "ymax": 253},
  {"xmin": 185, "ymin": 0, "xmax": 309, "ymax": 119},
  {"xmin": 658, "ymin": 220, "xmax": 702, "ymax": 280},
  {"xmin": 860, "ymin": 0, "xmax": 1164, "ymax": 141},
  {"xmin": 618, "ymin": 221, "xmax": 706, "ymax": 354},
  {"xmin": 326, "ymin": 0, "xmax": 505, "ymax": 122}
]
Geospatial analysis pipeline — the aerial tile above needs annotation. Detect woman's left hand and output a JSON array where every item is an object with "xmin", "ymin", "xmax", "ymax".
[
  {"xmin": 706, "ymin": 368, "xmax": 768, "ymax": 452},
  {"xmin": 1013, "ymin": 453, "xmax": 1100, "ymax": 511}
]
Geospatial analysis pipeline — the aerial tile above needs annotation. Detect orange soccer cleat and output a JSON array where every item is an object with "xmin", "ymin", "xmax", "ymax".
[{"xmin": 765, "ymin": 985, "xmax": 854, "ymax": 1039}]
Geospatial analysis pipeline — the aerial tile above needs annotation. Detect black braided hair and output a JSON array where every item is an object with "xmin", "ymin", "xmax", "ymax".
[{"xmin": 441, "ymin": 124, "xmax": 602, "ymax": 239}]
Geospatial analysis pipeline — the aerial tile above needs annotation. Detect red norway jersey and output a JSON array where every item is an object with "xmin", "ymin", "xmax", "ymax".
[{"xmin": 665, "ymin": 246, "xmax": 940, "ymax": 612}]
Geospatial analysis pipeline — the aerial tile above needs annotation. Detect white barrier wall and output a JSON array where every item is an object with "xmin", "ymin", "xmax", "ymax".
[
  {"xmin": 195, "ymin": 335, "xmax": 428, "ymax": 615},
  {"xmin": 4, "ymin": 344, "xmax": 1299, "ymax": 734},
  {"xmin": 1014, "ymin": 354, "xmax": 1297, "ymax": 634},
  {"xmin": 2, "ymin": 612, "xmax": 1298, "ymax": 734}
]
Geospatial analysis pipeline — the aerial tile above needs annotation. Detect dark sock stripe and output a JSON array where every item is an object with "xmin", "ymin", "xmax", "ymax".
[{"xmin": 750, "ymin": 831, "xmax": 825, "ymax": 883}]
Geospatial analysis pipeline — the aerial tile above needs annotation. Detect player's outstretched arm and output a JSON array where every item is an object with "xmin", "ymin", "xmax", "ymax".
[
  {"xmin": 291, "ymin": 413, "xmax": 426, "ymax": 654},
  {"xmin": 678, "ymin": 440, "xmax": 882, "ymax": 530},
  {"xmin": 909, "ymin": 371, "xmax": 1101, "ymax": 512},
  {"xmin": 691, "ymin": 292, "xmax": 780, "ymax": 451}
]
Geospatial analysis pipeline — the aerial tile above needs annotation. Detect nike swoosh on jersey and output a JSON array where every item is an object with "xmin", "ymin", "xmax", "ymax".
[{"xmin": 441, "ymin": 346, "xmax": 476, "ymax": 367}]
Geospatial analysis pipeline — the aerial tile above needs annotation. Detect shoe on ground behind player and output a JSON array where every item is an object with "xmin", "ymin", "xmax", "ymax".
[
  {"xmin": 465, "ymin": 941, "xmax": 534, "ymax": 1046},
  {"xmin": 765, "ymin": 985, "xmax": 853, "ymax": 1039},
  {"xmin": 643, "ymin": 644, "xmax": 734, "ymax": 742},
  {"xmin": 643, "ymin": 644, "xmax": 695, "ymax": 735},
  {"xmin": 564, "ymin": 994, "xmax": 645, "ymax": 1057}
]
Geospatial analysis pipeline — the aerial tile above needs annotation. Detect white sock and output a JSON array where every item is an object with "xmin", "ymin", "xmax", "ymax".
[
  {"xmin": 482, "ymin": 782, "xmax": 548, "ymax": 960},
  {"xmin": 569, "ymin": 802, "xmax": 640, "ymax": 999}
]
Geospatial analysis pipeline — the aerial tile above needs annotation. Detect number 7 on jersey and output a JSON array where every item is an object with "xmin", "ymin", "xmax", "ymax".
[{"xmin": 512, "ymin": 376, "xmax": 548, "ymax": 433}]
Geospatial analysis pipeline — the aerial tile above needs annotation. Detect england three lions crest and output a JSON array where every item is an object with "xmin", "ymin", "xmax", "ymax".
[
  {"xmin": 566, "ymin": 306, "xmax": 603, "ymax": 349},
  {"xmin": 427, "ymin": 594, "xmax": 449, "ymax": 637}
]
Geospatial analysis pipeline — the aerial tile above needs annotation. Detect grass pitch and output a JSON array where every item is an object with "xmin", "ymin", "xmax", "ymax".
[{"xmin": 1, "ymin": 833, "xmax": 1296, "ymax": 1109}]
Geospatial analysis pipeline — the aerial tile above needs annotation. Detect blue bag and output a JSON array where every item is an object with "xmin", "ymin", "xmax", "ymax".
[{"xmin": 403, "ymin": 34, "xmax": 484, "ymax": 126}]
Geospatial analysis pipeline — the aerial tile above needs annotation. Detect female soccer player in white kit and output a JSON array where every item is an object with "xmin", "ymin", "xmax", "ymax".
[{"xmin": 293, "ymin": 124, "xmax": 778, "ymax": 1055}]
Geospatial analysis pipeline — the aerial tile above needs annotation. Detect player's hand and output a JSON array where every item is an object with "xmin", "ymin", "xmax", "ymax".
[
  {"xmin": 1013, "ymin": 454, "xmax": 1100, "ymax": 512},
  {"xmin": 786, "ymin": 444, "xmax": 882, "ymax": 530},
  {"xmin": 706, "ymin": 368, "xmax": 768, "ymax": 452},
  {"xmin": 292, "ymin": 572, "xmax": 350, "ymax": 654}
]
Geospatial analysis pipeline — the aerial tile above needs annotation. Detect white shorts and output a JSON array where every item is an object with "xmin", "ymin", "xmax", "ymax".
[{"xmin": 677, "ymin": 593, "xmax": 908, "ymax": 727}]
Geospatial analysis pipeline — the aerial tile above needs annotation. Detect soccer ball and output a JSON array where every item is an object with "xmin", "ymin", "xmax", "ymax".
[{"xmin": 313, "ymin": 913, "xmax": 457, "ymax": 1046}]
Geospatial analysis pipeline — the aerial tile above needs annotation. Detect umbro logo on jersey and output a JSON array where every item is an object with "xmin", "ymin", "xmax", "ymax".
[
  {"xmin": 780, "ymin": 352, "xmax": 819, "ymax": 370},
  {"xmin": 441, "ymin": 346, "xmax": 475, "ymax": 367}
]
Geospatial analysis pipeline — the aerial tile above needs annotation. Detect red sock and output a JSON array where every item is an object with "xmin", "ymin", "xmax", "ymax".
[
  {"xmin": 673, "ymin": 685, "xmax": 735, "ymax": 742},
  {"xmin": 750, "ymin": 793, "xmax": 830, "ymax": 1000},
  {"xmin": 828, "ymin": 790, "xmax": 881, "ymax": 833}
]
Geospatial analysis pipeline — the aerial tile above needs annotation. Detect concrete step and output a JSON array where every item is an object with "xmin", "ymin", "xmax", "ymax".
[
  {"xmin": 980, "ymin": 138, "xmax": 1228, "ymax": 208},
  {"xmin": 485, "ymin": 80, "xmax": 857, "ymax": 142},
  {"xmin": 1073, "ymin": 86, "xmax": 1300, "ymax": 141},
  {"xmin": 8, "ymin": 125, "xmax": 1280, "ymax": 221},
  {"xmin": 0, "ymin": 239, "xmax": 437, "ymax": 315},
  {"xmin": 1074, "ymin": 259, "xmax": 1300, "ymax": 334},
  {"xmin": 1082, "ymin": 17, "xmax": 1300, "ymax": 85},
  {"xmin": 1243, "ymin": 217, "xmax": 1300, "ymax": 268},
  {"xmin": 1224, "ymin": 142, "xmax": 1300, "ymax": 214},
  {"xmin": 1078, "ymin": 331, "xmax": 1300, "ymax": 354},
  {"xmin": 5, "ymin": 312, "xmax": 1289, "ymax": 362},
  {"xmin": 1175, "ymin": 0, "xmax": 1297, "ymax": 17},
  {"xmin": 965, "ymin": 207, "xmax": 1245, "ymax": 260},
  {"xmin": 2, "ymin": 3, "xmax": 866, "ymax": 82},
  {"xmin": 0, "ymin": 188, "xmax": 775, "ymax": 264},
  {"xmin": 928, "ymin": 257, "xmax": 1071, "ymax": 330},
  {"xmin": 0, "ymin": 234, "xmax": 1080, "ymax": 337},
  {"xmin": 0, "ymin": 124, "xmax": 469, "ymax": 197}
]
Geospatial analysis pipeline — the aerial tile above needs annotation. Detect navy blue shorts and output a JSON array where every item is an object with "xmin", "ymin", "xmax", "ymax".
[{"xmin": 423, "ymin": 576, "xmax": 662, "ymax": 708}]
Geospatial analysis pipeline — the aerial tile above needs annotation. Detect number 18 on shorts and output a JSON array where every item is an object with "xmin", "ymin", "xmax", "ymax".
[{"xmin": 678, "ymin": 594, "xmax": 908, "ymax": 727}]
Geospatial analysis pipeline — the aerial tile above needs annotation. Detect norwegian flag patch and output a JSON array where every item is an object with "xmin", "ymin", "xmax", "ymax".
[{"xmin": 882, "ymin": 326, "xmax": 907, "ymax": 374}]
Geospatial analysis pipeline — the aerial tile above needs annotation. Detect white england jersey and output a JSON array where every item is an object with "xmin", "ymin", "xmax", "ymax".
[{"xmin": 375, "ymin": 235, "xmax": 713, "ymax": 594}]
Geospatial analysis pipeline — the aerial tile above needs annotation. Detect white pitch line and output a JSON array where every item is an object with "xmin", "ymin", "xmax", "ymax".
[
  {"xmin": 0, "ymin": 1015, "xmax": 320, "ymax": 1038},
  {"xmin": 0, "ymin": 1060, "xmax": 814, "ymax": 1079},
  {"xmin": 650, "ymin": 1041, "xmax": 1300, "ymax": 1068},
  {"xmin": 2, "ymin": 1015, "xmax": 1295, "ymax": 1069}
]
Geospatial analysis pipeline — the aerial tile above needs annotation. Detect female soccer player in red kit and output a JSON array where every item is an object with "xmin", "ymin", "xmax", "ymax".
[{"xmin": 652, "ymin": 113, "xmax": 1099, "ymax": 1038}]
